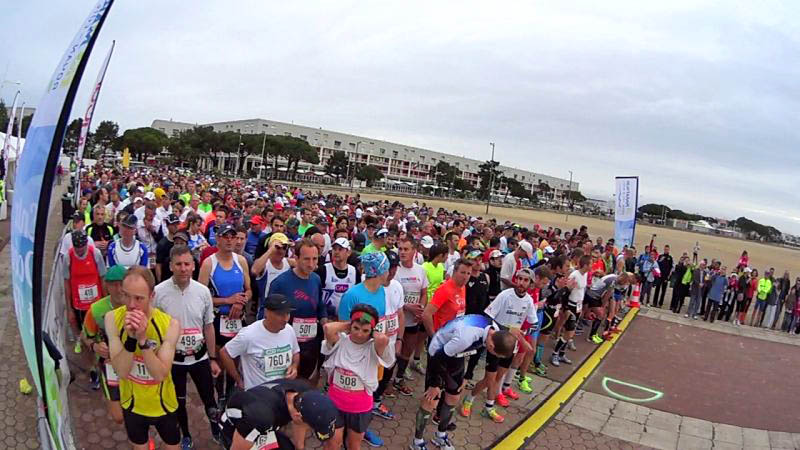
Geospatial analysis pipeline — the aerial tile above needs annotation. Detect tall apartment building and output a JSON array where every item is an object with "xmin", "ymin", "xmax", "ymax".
[{"xmin": 151, "ymin": 118, "xmax": 578, "ymax": 198}]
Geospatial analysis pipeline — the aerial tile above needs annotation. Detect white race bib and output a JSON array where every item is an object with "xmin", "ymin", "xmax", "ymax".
[
  {"xmin": 292, "ymin": 318, "xmax": 317, "ymax": 342},
  {"xmin": 374, "ymin": 318, "xmax": 387, "ymax": 334},
  {"xmin": 78, "ymin": 284, "xmax": 99, "ymax": 304},
  {"xmin": 128, "ymin": 356, "xmax": 157, "ymax": 385},
  {"xmin": 404, "ymin": 292, "xmax": 421, "ymax": 305},
  {"xmin": 105, "ymin": 362, "xmax": 119, "ymax": 386},
  {"xmin": 248, "ymin": 430, "xmax": 278, "ymax": 450},
  {"xmin": 263, "ymin": 347, "xmax": 292, "ymax": 378},
  {"xmin": 456, "ymin": 349, "xmax": 477, "ymax": 358},
  {"xmin": 220, "ymin": 316, "xmax": 243, "ymax": 338},
  {"xmin": 332, "ymin": 367, "xmax": 364, "ymax": 391},
  {"xmin": 385, "ymin": 312, "xmax": 399, "ymax": 336},
  {"xmin": 177, "ymin": 328, "xmax": 204, "ymax": 355}
]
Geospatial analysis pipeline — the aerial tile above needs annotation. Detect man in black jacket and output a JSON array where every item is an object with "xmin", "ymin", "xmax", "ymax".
[{"xmin": 653, "ymin": 245, "xmax": 674, "ymax": 308}]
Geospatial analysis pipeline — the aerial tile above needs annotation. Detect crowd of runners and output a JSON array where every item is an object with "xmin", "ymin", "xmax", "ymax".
[{"xmin": 60, "ymin": 166, "xmax": 799, "ymax": 450}]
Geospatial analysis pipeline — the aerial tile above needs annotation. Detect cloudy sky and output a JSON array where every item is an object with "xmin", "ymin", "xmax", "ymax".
[{"xmin": 3, "ymin": 1, "xmax": 799, "ymax": 232}]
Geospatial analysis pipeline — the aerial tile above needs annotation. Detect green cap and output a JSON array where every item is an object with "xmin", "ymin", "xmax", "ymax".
[{"xmin": 105, "ymin": 265, "xmax": 127, "ymax": 282}]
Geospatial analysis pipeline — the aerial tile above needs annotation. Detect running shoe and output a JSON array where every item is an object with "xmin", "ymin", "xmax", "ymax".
[
  {"xmin": 89, "ymin": 370, "xmax": 100, "ymax": 391},
  {"xmin": 180, "ymin": 436, "xmax": 193, "ymax": 450},
  {"xmin": 574, "ymin": 326, "xmax": 584, "ymax": 336},
  {"xmin": 460, "ymin": 399, "xmax": 473, "ymax": 417},
  {"xmin": 412, "ymin": 360, "xmax": 426, "ymax": 374},
  {"xmin": 465, "ymin": 380, "xmax": 476, "ymax": 390},
  {"xmin": 535, "ymin": 363, "xmax": 548, "ymax": 377},
  {"xmin": 518, "ymin": 378, "xmax": 533, "ymax": 394},
  {"xmin": 404, "ymin": 368, "xmax": 416, "ymax": 382},
  {"xmin": 559, "ymin": 355, "xmax": 573, "ymax": 365},
  {"xmin": 73, "ymin": 341, "xmax": 82, "ymax": 354},
  {"xmin": 550, "ymin": 354, "xmax": 561, "ymax": 367},
  {"xmin": 372, "ymin": 403, "xmax": 395, "ymax": 419},
  {"xmin": 591, "ymin": 335, "xmax": 604, "ymax": 344},
  {"xmin": 481, "ymin": 407, "xmax": 505, "ymax": 423},
  {"xmin": 409, "ymin": 440, "xmax": 429, "ymax": 450},
  {"xmin": 517, "ymin": 374, "xmax": 532, "ymax": 384},
  {"xmin": 602, "ymin": 332, "xmax": 614, "ymax": 341},
  {"xmin": 383, "ymin": 389, "xmax": 397, "ymax": 399},
  {"xmin": 363, "ymin": 430, "xmax": 384, "ymax": 447},
  {"xmin": 502, "ymin": 387, "xmax": 520, "ymax": 400},
  {"xmin": 393, "ymin": 380, "xmax": 414, "ymax": 396},
  {"xmin": 567, "ymin": 340, "xmax": 577, "ymax": 351},
  {"xmin": 431, "ymin": 433, "xmax": 455, "ymax": 450},
  {"xmin": 496, "ymin": 393, "xmax": 510, "ymax": 407}
]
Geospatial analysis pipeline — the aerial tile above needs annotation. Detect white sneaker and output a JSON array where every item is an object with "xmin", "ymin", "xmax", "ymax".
[{"xmin": 684, "ymin": 314, "xmax": 689, "ymax": 318}]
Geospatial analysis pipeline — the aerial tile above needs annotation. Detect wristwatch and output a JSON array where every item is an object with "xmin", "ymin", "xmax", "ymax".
[{"xmin": 138, "ymin": 340, "xmax": 156, "ymax": 351}]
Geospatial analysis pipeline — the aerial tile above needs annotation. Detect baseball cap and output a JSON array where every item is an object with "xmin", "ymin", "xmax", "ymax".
[
  {"xmin": 144, "ymin": 191, "xmax": 156, "ymax": 201},
  {"xmin": 218, "ymin": 223, "xmax": 237, "ymax": 236},
  {"xmin": 133, "ymin": 196, "xmax": 144, "ymax": 204},
  {"xmin": 744, "ymin": 267, "xmax": 752, "ymax": 273},
  {"xmin": 296, "ymin": 391, "xmax": 337, "ymax": 441},
  {"xmin": 375, "ymin": 228, "xmax": 389, "ymax": 238},
  {"xmin": 173, "ymin": 231, "xmax": 189, "ymax": 243},
  {"xmin": 249, "ymin": 215, "xmax": 264, "ymax": 226},
  {"xmin": 515, "ymin": 268, "xmax": 534, "ymax": 280},
  {"xmin": 71, "ymin": 230, "xmax": 88, "ymax": 247},
  {"xmin": 104, "ymin": 265, "xmax": 127, "ymax": 282},
  {"xmin": 490, "ymin": 249, "xmax": 503, "ymax": 259},
  {"xmin": 519, "ymin": 241, "xmax": 534, "ymax": 259},
  {"xmin": 71, "ymin": 211, "xmax": 85, "ymax": 223},
  {"xmin": 264, "ymin": 294, "xmax": 293, "ymax": 312},
  {"xmin": 165, "ymin": 214, "xmax": 180, "ymax": 225},
  {"xmin": 420, "ymin": 235, "xmax": 434, "ymax": 249},
  {"xmin": 332, "ymin": 237, "xmax": 351, "ymax": 250},
  {"xmin": 121, "ymin": 214, "xmax": 138, "ymax": 228},
  {"xmin": 269, "ymin": 233, "xmax": 290, "ymax": 247},
  {"xmin": 385, "ymin": 250, "xmax": 399, "ymax": 267},
  {"xmin": 286, "ymin": 217, "xmax": 300, "ymax": 228},
  {"xmin": 465, "ymin": 249, "xmax": 483, "ymax": 260}
]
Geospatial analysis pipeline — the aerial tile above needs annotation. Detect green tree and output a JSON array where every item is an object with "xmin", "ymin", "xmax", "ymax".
[
  {"xmin": 120, "ymin": 127, "xmax": 168, "ymax": 161},
  {"xmin": 92, "ymin": 120, "xmax": 119, "ymax": 158},
  {"xmin": 278, "ymin": 136, "xmax": 319, "ymax": 181},
  {"xmin": 477, "ymin": 160, "xmax": 501, "ymax": 200},
  {"xmin": 62, "ymin": 118, "xmax": 83, "ymax": 155},
  {"xmin": 0, "ymin": 100, "xmax": 8, "ymax": 133},
  {"xmin": 638, "ymin": 203, "xmax": 670, "ymax": 216},
  {"xmin": 356, "ymin": 165, "xmax": 383, "ymax": 187},
  {"xmin": 429, "ymin": 161, "xmax": 460, "ymax": 190},
  {"xmin": 565, "ymin": 190, "xmax": 587, "ymax": 203},
  {"xmin": 324, "ymin": 150, "xmax": 349, "ymax": 184}
]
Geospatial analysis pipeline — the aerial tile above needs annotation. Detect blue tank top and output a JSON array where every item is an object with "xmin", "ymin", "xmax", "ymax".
[{"xmin": 210, "ymin": 254, "xmax": 244, "ymax": 315}]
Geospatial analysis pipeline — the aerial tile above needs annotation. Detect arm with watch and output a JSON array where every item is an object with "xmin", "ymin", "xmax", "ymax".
[{"xmin": 204, "ymin": 322, "xmax": 221, "ymax": 377}]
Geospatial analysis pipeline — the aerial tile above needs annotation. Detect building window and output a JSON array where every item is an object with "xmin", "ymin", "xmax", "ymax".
[
  {"xmin": 334, "ymin": 141, "xmax": 341, "ymax": 148},
  {"xmin": 392, "ymin": 150, "xmax": 398, "ymax": 158},
  {"xmin": 349, "ymin": 142, "xmax": 356, "ymax": 149},
  {"xmin": 513, "ymin": 174, "xmax": 517, "ymax": 180},
  {"xmin": 300, "ymin": 135, "xmax": 307, "ymax": 140},
  {"xmin": 284, "ymin": 132, "xmax": 291, "ymax": 137},
  {"xmin": 380, "ymin": 148, "xmax": 386, "ymax": 154}
]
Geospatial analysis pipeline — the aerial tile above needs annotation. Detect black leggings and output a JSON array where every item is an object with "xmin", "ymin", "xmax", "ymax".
[{"xmin": 172, "ymin": 359, "xmax": 218, "ymax": 438}]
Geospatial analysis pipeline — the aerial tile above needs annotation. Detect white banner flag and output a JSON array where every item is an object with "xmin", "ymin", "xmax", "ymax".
[{"xmin": 614, "ymin": 176, "xmax": 639, "ymax": 249}]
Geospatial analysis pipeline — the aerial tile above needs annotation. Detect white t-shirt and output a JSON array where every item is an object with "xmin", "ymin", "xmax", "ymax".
[
  {"xmin": 153, "ymin": 278, "xmax": 214, "ymax": 365},
  {"xmin": 444, "ymin": 252, "xmax": 460, "ymax": 278},
  {"xmin": 485, "ymin": 287, "xmax": 536, "ymax": 329},
  {"xmin": 500, "ymin": 253, "xmax": 519, "ymax": 290},
  {"xmin": 257, "ymin": 257, "xmax": 291, "ymax": 298},
  {"xmin": 321, "ymin": 333, "xmax": 390, "ymax": 395},
  {"xmin": 394, "ymin": 263, "xmax": 429, "ymax": 327},
  {"xmin": 223, "ymin": 321, "xmax": 300, "ymax": 390},
  {"xmin": 375, "ymin": 279, "xmax": 404, "ymax": 366},
  {"xmin": 568, "ymin": 269, "xmax": 588, "ymax": 310}
]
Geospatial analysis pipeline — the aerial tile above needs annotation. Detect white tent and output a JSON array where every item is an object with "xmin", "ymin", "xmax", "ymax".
[{"xmin": 0, "ymin": 131, "xmax": 24, "ymax": 162}]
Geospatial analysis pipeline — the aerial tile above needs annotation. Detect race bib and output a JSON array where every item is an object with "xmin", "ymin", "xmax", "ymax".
[
  {"xmin": 148, "ymin": 252, "xmax": 156, "ymax": 269},
  {"xmin": 332, "ymin": 367, "xmax": 364, "ymax": 391},
  {"xmin": 248, "ymin": 430, "xmax": 278, "ymax": 450},
  {"xmin": 105, "ymin": 362, "xmax": 119, "ymax": 387},
  {"xmin": 404, "ymin": 291, "xmax": 421, "ymax": 305},
  {"xmin": 456, "ymin": 349, "xmax": 477, "ymax": 358},
  {"xmin": 177, "ymin": 328, "xmax": 204, "ymax": 355},
  {"xmin": 263, "ymin": 346, "xmax": 292, "ymax": 378},
  {"xmin": 77, "ymin": 284, "xmax": 99, "ymax": 304},
  {"xmin": 385, "ymin": 312, "xmax": 399, "ymax": 336},
  {"xmin": 292, "ymin": 318, "xmax": 317, "ymax": 342},
  {"xmin": 374, "ymin": 318, "xmax": 387, "ymax": 334},
  {"xmin": 220, "ymin": 316, "xmax": 243, "ymax": 338},
  {"xmin": 129, "ymin": 356, "xmax": 157, "ymax": 385}
]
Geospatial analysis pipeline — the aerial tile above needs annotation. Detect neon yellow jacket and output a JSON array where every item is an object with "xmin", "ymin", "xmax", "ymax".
[{"xmin": 757, "ymin": 278, "xmax": 772, "ymax": 301}]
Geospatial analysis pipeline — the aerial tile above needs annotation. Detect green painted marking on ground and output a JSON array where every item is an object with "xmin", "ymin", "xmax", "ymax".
[{"xmin": 601, "ymin": 376, "xmax": 664, "ymax": 403}]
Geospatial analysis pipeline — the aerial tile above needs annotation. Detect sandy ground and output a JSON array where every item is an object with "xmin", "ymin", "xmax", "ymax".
[{"xmin": 324, "ymin": 188, "xmax": 800, "ymax": 275}]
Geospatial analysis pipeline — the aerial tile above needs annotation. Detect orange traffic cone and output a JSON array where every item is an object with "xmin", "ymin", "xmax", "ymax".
[{"xmin": 629, "ymin": 283, "xmax": 641, "ymax": 308}]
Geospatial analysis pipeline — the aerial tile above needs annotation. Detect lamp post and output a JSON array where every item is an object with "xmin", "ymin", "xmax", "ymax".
[
  {"xmin": 565, "ymin": 170, "xmax": 573, "ymax": 222},
  {"xmin": 349, "ymin": 141, "xmax": 363, "ymax": 192},
  {"xmin": 485, "ymin": 142, "xmax": 495, "ymax": 214},
  {"xmin": 258, "ymin": 124, "xmax": 268, "ymax": 180}
]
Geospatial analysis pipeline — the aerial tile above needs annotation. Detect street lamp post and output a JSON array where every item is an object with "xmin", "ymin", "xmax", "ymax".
[
  {"xmin": 258, "ymin": 124, "xmax": 268, "ymax": 180},
  {"xmin": 349, "ymin": 141, "xmax": 363, "ymax": 192},
  {"xmin": 486, "ymin": 142, "xmax": 495, "ymax": 214},
  {"xmin": 565, "ymin": 170, "xmax": 573, "ymax": 222}
]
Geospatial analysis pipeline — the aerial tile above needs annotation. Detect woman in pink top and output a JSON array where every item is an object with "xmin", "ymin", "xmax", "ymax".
[{"xmin": 322, "ymin": 304, "xmax": 389, "ymax": 450}]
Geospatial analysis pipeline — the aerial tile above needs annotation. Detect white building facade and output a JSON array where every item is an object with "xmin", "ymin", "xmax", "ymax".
[{"xmin": 151, "ymin": 118, "xmax": 578, "ymax": 199}]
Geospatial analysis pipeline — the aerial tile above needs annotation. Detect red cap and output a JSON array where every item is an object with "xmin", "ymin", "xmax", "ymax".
[
  {"xmin": 250, "ymin": 215, "xmax": 264, "ymax": 226},
  {"xmin": 274, "ymin": 203, "xmax": 284, "ymax": 211}
]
